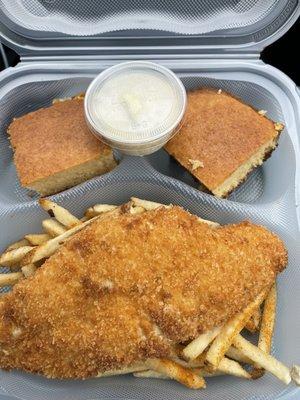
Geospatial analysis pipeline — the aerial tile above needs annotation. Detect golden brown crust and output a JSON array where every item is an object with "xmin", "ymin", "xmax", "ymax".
[
  {"xmin": 165, "ymin": 89, "xmax": 283, "ymax": 192},
  {"xmin": 0, "ymin": 207, "xmax": 287, "ymax": 378},
  {"xmin": 8, "ymin": 98, "xmax": 112, "ymax": 186}
]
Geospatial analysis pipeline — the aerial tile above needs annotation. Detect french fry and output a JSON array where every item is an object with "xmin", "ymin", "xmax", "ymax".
[
  {"xmin": 197, "ymin": 369, "xmax": 224, "ymax": 378},
  {"xmin": 197, "ymin": 217, "xmax": 220, "ymax": 228},
  {"xmin": 183, "ymin": 326, "xmax": 222, "ymax": 360},
  {"xmin": 39, "ymin": 199, "xmax": 81, "ymax": 228},
  {"xmin": 21, "ymin": 264, "xmax": 37, "ymax": 278},
  {"xmin": 42, "ymin": 219, "xmax": 67, "ymax": 237},
  {"xmin": 206, "ymin": 289, "xmax": 268, "ymax": 369},
  {"xmin": 22, "ymin": 216, "xmax": 99, "ymax": 265},
  {"xmin": 85, "ymin": 204, "xmax": 117, "ymax": 218},
  {"xmin": 83, "ymin": 203, "xmax": 119, "ymax": 220},
  {"xmin": 252, "ymin": 284, "xmax": 277, "ymax": 378},
  {"xmin": 96, "ymin": 364, "xmax": 146, "ymax": 377},
  {"xmin": 0, "ymin": 246, "xmax": 34, "ymax": 268},
  {"xmin": 129, "ymin": 205, "xmax": 146, "ymax": 215},
  {"xmin": 134, "ymin": 370, "xmax": 169, "ymax": 379},
  {"xmin": 131, "ymin": 197, "xmax": 168, "ymax": 210},
  {"xmin": 258, "ymin": 284, "xmax": 277, "ymax": 353},
  {"xmin": 0, "ymin": 272, "xmax": 23, "ymax": 287},
  {"xmin": 6, "ymin": 238, "xmax": 30, "ymax": 251},
  {"xmin": 134, "ymin": 369, "xmax": 224, "ymax": 379},
  {"xmin": 245, "ymin": 317, "xmax": 257, "ymax": 333},
  {"xmin": 25, "ymin": 234, "xmax": 51, "ymax": 246},
  {"xmin": 131, "ymin": 197, "xmax": 218, "ymax": 227},
  {"xmin": 232, "ymin": 334, "xmax": 291, "ymax": 384},
  {"xmin": 213, "ymin": 357, "xmax": 251, "ymax": 379},
  {"xmin": 145, "ymin": 358, "xmax": 206, "ymax": 389},
  {"xmin": 170, "ymin": 355, "xmax": 205, "ymax": 369},
  {"xmin": 226, "ymin": 346, "xmax": 253, "ymax": 364},
  {"xmin": 187, "ymin": 355, "xmax": 250, "ymax": 379},
  {"xmin": 245, "ymin": 307, "xmax": 262, "ymax": 333}
]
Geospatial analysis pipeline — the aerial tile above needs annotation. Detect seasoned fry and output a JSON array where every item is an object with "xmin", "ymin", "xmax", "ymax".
[
  {"xmin": 131, "ymin": 197, "xmax": 167, "ymax": 210},
  {"xmin": 131, "ymin": 197, "xmax": 218, "ymax": 227},
  {"xmin": 138, "ymin": 358, "xmax": 249, "ymax": 381},
  {"xmin": 169, "ymin": 355, "xmax": 205, "ymax": 369},
  {"xmin": 198, "ymin": 370, "xmax": 224, "ymax": 377},
  {"xmin": 42, "ymin": 219, "xmax": 67, "ymax": 237},
  {"xmin": 96, "ymin": 364, "xmax": 146, "ymax": 377},
  {"xmin": 245, "ymin": 307, "xmax": 261, "ymax": 333},
  {"xmin": 232, "ymin": 334, "xmax": 291, "ymax": 384},
  {"xmin": 258, "ymin": 284, "xmax": 277, "ymax": 353},
  {"xmin": 6, "ymin": 238, "xmax": 30, "ymax": 251},
  {"xmin": 226, "ymin": 346, "xmax": 253, "ymax": 365},
  {"xmin": 85, "ymin": 204, "xmax": 117, "ymax": 218},
  {"xmin": 245, "ymin": 317, "xmax": 257, "ymax": 333},
  {"xmin": 183, "ymin": 327, "xmax": 222, "ymax": 360},
  {"xmin": 252, "ymin": 284, "xmax": 277, "ymax": 378},
  {"xmin": 0, "ymin": 272, "xmax": 23, "ymax": 287},
  {"xmin": 145, "ymin": 358, "xmax": 206, "ymax": 389},
  {"xmin": 206, "ymin": 289, "xmax": 268, "ymax": 369},
  {"xmin": 0, "ymin": 246, "xmax": 33, "ymax": 268},
  {"xmin": 129, "ymin": 205, "xmax": 146, "ymax": 215},
  {"xmin": 214, "ymin": 357, "xmax": 251, "ymax": 379},
  {"xmin": 22, "ymin": 216, "xmax": 98, "ymax": 265},
  {"xmin": 197, "ymin": 217, "xmax": 219, "ymax": 228},
  {"xmin": 25, "ymin": 234, "xmax": 51, "ymax": 246},
  {"xmin": 39, "ymin": 199, "xmax": 81, "ymax": 228},
  {"xmin": 134, "ymin": 370, "xmax": 169, "ymax": 379},
  {"xmin": 134, "ymin": 369, "xmax": 225, "ymax": 379},
  {"xmin": 21, "ymin": 264, "xmax": 37, "ymax": 278}
]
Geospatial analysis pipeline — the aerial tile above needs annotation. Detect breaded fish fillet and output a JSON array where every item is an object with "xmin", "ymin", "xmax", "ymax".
[{"xmin": 0, "ymin": 206, "xmax": 287, "ymax": 378}]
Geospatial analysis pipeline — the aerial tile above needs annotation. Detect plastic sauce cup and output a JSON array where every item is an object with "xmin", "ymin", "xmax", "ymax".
[{"xmin": 84, "ymin": 61, "xmax": 187, "ymax": 155}]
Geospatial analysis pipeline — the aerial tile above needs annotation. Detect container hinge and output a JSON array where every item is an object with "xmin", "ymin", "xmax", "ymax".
[{"xmin": 19, "ymin": 52, "xmax": 262, "ymax": 65}]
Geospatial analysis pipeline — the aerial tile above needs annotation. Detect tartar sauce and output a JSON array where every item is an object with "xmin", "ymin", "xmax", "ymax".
[{"xmin": 84, "ymin": 62, "xmax": 186, "ymax": 155}]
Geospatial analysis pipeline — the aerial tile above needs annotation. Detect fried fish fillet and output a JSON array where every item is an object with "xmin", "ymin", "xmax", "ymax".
[{"xmin": 0, "ymin": 205, "xmax": 287, "ymax": 378}]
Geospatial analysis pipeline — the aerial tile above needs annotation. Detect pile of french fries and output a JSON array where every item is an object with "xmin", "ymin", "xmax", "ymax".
[{"xmin": 0, "ymin": 198, "xmax": 298, "ymax": 389}]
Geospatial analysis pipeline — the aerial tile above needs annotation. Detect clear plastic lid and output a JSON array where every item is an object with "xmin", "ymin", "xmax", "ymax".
[
  {"xmin": 0, "ymin": 0, "xmax": 298, "ymax": 55},
  {"xmin": 84, "ymin": 61, "xmax": 186, "ymax": 155}
]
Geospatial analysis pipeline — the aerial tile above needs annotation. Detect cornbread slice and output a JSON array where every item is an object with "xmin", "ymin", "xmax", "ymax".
[
  {"xmin": 8, "ymin": 97, "xmax": 116, "ymax": 196},
  {"xmin": 165, "ymin": 89, "xmax": 284, "ymax": 198}
]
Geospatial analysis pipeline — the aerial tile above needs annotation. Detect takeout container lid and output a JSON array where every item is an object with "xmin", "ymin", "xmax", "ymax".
[{"xmin": 0, "ymin": 0, "xmax": 299, "ymax": 57}]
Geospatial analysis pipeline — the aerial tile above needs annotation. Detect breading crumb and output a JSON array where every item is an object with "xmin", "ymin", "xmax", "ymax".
[
  {"xmin": 11, "ymin": 327, "xmax": 22, "ymax": 338},
  {"xmin": 217, "ymin": 89, "xmax": 222, "ymax": 94}
]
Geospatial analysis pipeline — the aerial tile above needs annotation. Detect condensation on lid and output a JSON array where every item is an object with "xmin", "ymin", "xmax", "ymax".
[{"xmin": 84, "ymin": 61, "xmax": 186, "ymax": 147}]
